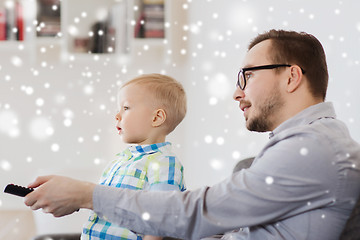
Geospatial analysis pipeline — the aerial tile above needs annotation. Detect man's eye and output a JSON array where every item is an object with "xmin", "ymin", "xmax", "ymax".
[
  {"xmin": 245, "ymin": 72, "xmax": 252, "ymax": 80},
  {"xmin": 123, "ymin": 106, "xmax": 129, "ymax": 110}
]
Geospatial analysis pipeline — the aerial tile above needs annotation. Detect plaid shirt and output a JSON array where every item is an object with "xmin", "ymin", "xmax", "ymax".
[{"xmin": 81, "ymin": 142, "xmax": 186, "ymax": 240}]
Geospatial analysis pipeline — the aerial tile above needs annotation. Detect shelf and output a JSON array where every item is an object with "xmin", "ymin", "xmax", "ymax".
[
  {"xmin": 132, "ymin": 37, "xmax": 167, "ymax": 46},
  {"xmin": 0, "ymin": 0, "xmax": 177, "ymax": 62}
]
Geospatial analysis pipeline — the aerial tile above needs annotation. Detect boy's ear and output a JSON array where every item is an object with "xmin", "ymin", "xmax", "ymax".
[{"xmin": 152, "ymin": 109, "xmax": 166, "ymax": 127}]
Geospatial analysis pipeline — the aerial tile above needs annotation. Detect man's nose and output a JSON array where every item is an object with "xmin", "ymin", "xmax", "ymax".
[{"xmin": 233, "ymin": 86, "xmax": 245, "ymax": 101}]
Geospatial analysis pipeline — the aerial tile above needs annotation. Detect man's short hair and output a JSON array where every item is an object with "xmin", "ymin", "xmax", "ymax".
[
  {"xmin": 249, "ymin": 29, "xmax": 329, "ymax": 100},
  {"xmin": 121, "ymin": 73, "xmax": 187, "ymax": 134}
]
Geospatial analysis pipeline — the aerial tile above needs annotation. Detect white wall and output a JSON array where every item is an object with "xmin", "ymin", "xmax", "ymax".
[{"xmin": 0, "ymin": 0, "xmax": 360, "ymax": 235}]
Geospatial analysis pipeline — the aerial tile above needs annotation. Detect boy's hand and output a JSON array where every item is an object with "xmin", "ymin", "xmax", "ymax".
[{"xmin": 24, "ymin": 175, "xmax": 95, "ymax": 217}]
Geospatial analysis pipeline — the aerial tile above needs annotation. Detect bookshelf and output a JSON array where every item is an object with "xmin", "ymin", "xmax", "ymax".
[
  {"xmin": 129, "ymin": 0, "xmax": 176, "ymax": 63},
  {"xmin": 0, "ymin": 0, "xmax": 178, "ymax": 61},
  {"xmin": 133, "ymin": 0, "xmax": 165, "ymax": 39},
  {"xmin": 36, "ymin": 0, "xmax": 61, "ymax": 38}
]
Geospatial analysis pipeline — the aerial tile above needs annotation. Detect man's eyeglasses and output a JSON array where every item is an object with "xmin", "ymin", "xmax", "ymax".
[{"xmin": 237, "ymin": 64, "xmax": 305, "ymax": 90}]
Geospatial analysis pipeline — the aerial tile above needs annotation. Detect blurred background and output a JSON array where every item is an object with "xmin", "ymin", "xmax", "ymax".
[{"xmin": 0, "ymin": 0, "xmax": 359, "ymax": 239}]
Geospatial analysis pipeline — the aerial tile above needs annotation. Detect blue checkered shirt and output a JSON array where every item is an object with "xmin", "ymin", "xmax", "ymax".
[{"xmin": 81, "ymin": 142, "xmax": 186, "ymax": 240}]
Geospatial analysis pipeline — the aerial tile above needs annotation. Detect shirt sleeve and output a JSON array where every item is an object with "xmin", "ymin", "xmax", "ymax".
[
  {"xmin": 146, "ymin": 153, "xmax": 185, "ymax": 192},
  {"xmin": 93, "ymin": 133, "xmax": 338, "ymax": 239}
]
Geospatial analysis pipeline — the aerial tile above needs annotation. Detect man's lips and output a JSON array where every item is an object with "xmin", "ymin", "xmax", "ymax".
[{"xmin": 240, "ymin": 101, "xmax": 251, "ymax": 112}]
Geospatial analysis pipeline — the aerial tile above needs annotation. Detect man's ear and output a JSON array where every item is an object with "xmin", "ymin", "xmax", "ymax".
[
  {"xmin": 152, "ymin": 109, "xmax": 166, "ymax": 127},
  {"xmin": 287, "ymin": 65, "xmax": 303, "ymax": 93}
]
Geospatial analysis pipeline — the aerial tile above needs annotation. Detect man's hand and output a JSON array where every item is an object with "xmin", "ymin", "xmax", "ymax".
[{"xmin": 24, "ymin": 175, "xmax": 96, "ymax": 217}]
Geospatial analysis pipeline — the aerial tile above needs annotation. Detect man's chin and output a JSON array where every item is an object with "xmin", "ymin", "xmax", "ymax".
[
  {"xmin": 245, "ymin": 120, "xmax": 253, "ymax": 131},
  {"xmin": 246, "ymin": 119, "xmax": 270, "ymax": 132}
]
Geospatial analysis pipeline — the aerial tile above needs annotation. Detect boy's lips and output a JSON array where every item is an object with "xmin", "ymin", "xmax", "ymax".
[{"xmin": 116, "ymin": 126, "xmax": 122, "ymax": 134}]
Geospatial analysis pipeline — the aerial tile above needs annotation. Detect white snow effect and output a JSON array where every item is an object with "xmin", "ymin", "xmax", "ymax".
[
  {"xmin": 11, "ymin": 56, "xmax": 23, "ymax": 67},
  {"xmin": 204, "ymin": 135, "xmax": 213, "ymax": 144},
  {"xmin": 232, "ymin": 151, "xmax": 241, "ymax": 160},
  {"xmin": 150, "ymin": 162, "xmax": 160, "ymax": 171},
  {"xmin": 300, "ymin": 147, "xmax": 308, "ymax": 156},
  {"xmin": 210, "ymin": 159, "xmax": 223, "ymax": 170},
  {"xmin": 93, "ymin": 135, "xmax": 100, "ymax": 142},
  {"xmin": 142, "ymin": 212, "xmax": 151, "ymax": 221},
  {"xmin": 209, "ymin": 97, "xmax": 218, "ymax": 105},
  {"xmin": 265, "ymin": 176, "xmax": 274, "ymax": 185},
  {"xmin": 94, "ymin": 158, "xmax": 102, "ymax": 165},
  {"xmin": 36, "ymin": 98, "xmax": 45, "ymax": 107},
  {"xmin": 68, "ymin": 25, "xmax": 79, "ymax": 36},
  {"xmin": 63, "ymin": 109, "xmax": 74, "ymax": 119},
  {"xmin": 0, "ymin": 159, "xmax": 12, "ymax": 171},
  {"xmin": 0, "ymin": 110, "xmax": 20, "ymax": 138},
  {"xmin": 51, "ymin": 143, "xmax": 60, "ymax": 152},
  {"xmin": 29, "ymin": 117, "xmax": 54, "ymax": 140},
  {"xmin": 216, "ymin": 137, "xmax": 225, "ymax": 145},
  {"xmin": 207, "ymin": 73, "xmax": 231, "ymax": 100},
  {"xmin": 63, "ymin": 118, "xmax": 72, "ymax": 127}
]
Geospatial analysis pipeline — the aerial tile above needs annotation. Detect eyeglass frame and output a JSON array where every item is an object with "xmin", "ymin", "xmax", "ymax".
[{"xmin": 237, "ymin": 64, "xmax": 306, "ymax": 90}]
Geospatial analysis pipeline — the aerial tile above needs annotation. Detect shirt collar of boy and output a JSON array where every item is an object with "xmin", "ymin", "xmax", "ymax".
[{"xmin": 128, "ymin": 142, "xmax": 171, "ymax": 157}]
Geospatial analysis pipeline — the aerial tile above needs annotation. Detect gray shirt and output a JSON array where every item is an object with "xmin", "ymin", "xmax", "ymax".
[{"xmin": 93, "ymin": 102, "xmax": 360, "ymax": 240}]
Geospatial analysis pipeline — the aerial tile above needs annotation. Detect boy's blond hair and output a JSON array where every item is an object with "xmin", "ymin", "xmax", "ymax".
[{"xmin": 121, "ymin": 73, "xmax": 187, "ymax": 134}]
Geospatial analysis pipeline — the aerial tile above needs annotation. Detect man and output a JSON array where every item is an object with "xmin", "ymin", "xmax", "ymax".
[{"xmin": 25, "ymin": 29, "xmax": 360, "ymax": 240}]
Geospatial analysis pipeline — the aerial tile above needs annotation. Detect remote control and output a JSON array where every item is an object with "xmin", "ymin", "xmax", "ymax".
[{"xmin": 4, "ymin": 184, "xmax": 34, "ymax": 197}]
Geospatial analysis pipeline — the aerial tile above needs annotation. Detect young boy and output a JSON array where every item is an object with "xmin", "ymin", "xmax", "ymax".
[{"xmin": 81, "ymin": 74, "xmax": 187, "ymax": 240}]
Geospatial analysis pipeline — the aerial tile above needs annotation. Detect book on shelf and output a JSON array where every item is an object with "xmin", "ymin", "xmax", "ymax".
[
  {"xmin": 134, "ymin": 12, "xmax": 145, "ymax": 38},
  {"xmin": 16, "ymin": 0, "xmax": 24, "ymax": 41},
  {"xmin": 0, "ymin": 9, "xmax": 5, "ymax": 40},
  {"xmin": 144, "ymin": 19, "xmax": 164, "ymax": 38},
  {"xmin": 144, "ymin": 29, "xmax": 164, "ymax": 38},
  {"xmin": 5, "ymin": 2, "xmax": 16, "ymax": 40},
  {"xmin": 36, "ymin": 0, "xmax": 61, "ymax": 37},
  {"xmin": 134, "ymin": 0, "xmax": 165, "ymax": 39},
  {"xmin": 89, "ymin": 21, "xmax": 108, "ymax": 53},
  {"xmin": 143, "ymin": 3, "xmax": 164, "ymax": 18},
  {"xmin": 73, "ymin": 37, "xmax": 89, "ymax": 53},
  {"xmin": 0, "ymin": 0, "xmax": 24, "ymax": 41}
]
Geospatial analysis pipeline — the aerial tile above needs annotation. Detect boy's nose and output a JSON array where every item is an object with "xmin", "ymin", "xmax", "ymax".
[{"xmin": 115, "ymin": 112, "xmax": 121, "ymax": 121}]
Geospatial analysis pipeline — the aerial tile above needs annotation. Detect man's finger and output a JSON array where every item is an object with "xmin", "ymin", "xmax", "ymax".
[
  {"xmin": 30, "ymin": 202, "xmax": 41, "ymax": 211},
  {"xmin": 27, "ymin": 175, "xmax": 53, "ymax": 188},
  {"xmin": 24, "ymin": 192, "xmax": 36, "ymax": 207}
]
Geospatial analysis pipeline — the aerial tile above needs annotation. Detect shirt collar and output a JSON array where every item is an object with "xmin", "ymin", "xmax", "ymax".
[
  {"xmin": 127, "ymin": 142, "xmax": 171, "ymax": 156},
  {"xmin": 269, "ymin": 102, "xmax": 336, "ymax": 138}
]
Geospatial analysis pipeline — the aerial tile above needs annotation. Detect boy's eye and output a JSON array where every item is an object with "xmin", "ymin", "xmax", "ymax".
[{"xmin": 123, "ymin": 106, "xmax": 129, "ymax": 110}]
